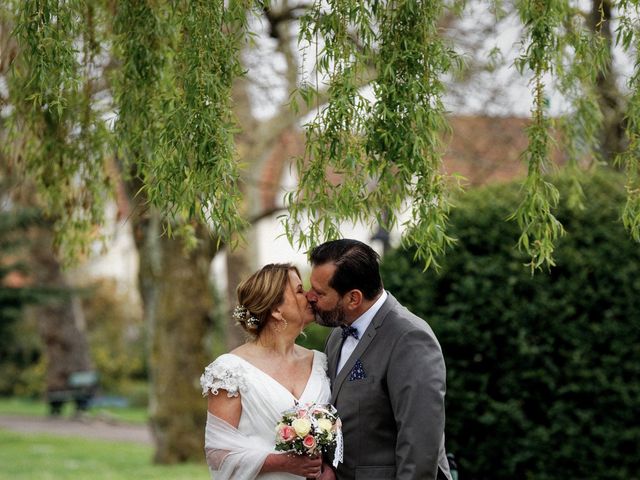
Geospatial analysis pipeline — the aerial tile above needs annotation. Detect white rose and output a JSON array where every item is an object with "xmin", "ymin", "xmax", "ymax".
[
  {"xmin": 292, "ymin": 418, "xmax": 312, "ymax": 437},
  {"xmin": 317, "ymin": 418, "xmax": 333, "ymax": 432}
]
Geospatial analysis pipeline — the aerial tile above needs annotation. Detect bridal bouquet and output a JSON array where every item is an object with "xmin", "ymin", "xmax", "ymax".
[{"xmin": 275, "ymin": 402, "xmax": 343, "ymax": 467}]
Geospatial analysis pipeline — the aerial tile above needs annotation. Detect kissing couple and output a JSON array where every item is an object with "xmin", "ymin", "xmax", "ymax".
[{"xmin": 201, "ymin": 239, "xmax": 453, "ymax": 480}]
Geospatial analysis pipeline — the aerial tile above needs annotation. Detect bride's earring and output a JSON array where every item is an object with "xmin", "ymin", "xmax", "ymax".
[{"xmin": 274, "ymin": 317, "xmax": 288, "ymax": 333}]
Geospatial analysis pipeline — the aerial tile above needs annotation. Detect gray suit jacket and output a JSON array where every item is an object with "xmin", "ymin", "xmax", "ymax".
[{"xmin": 326, "ymin": 293, "xmax": 451, "ymax": 480}]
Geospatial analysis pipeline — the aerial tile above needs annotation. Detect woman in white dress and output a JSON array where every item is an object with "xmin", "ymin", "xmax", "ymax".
[{"xmin": 200, "ymin": 263, "xmax": 336, "ymax": 480}]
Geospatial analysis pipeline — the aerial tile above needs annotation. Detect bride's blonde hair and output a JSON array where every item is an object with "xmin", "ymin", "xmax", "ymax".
[{"xmin": 235, "ymin": 263, "xmax": 301, "ymax": 336}]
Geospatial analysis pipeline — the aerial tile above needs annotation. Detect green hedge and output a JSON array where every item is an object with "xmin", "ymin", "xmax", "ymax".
[{"xmin": 381, "ymin": 171, "xmax": 640, "ymax": 480}]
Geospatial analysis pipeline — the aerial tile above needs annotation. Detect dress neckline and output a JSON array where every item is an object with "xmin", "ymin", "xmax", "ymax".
[{"xmin": 228, "ymin": 350, "xmax": 317, "ymax": 402}]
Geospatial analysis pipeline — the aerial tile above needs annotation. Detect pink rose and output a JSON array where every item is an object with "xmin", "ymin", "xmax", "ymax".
[
  {"xmin": 279, "ymin": 425, "xmax": 296, "ymax": 442},
  {"xmin": 297, "ymin": 409, "xmax": 307, "ymax": 418},
  {"xmin": 303, "ymin": 434, "xmax": 316, "ymax": 450}
]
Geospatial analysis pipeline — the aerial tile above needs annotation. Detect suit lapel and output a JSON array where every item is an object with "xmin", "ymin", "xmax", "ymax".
[
  {"xmin": 326, "ymin": 329, "xmax": 342, "ymax": 384},
  {"xmin": 330, "ymin": 293, "xmax": 397, "ymax": 404}
]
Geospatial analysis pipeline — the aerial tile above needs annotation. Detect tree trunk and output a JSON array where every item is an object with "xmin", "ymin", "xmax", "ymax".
[
  {"xmin": 133, "ymin": 211, "xmax": 216, "ymax": 463},
  {"xmin": 29, "ymin": 231, "xmax": 93, "ymax": 406},
  {"xmin": 224, "ymin": 240, "xmax": 256, "ymax": 350},
  {"xmin": 590, "ymin": 0, "xmax": 626, "ymax": 163}
]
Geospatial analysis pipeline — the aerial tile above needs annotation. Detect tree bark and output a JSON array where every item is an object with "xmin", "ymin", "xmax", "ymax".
[
  {"xmin": 590, "ymin": 0, "xmax": 626, "ymax": 163},
  {"xmin": 29, "ymin": 230, "xmax": 93, "ymax": 403},
  {"xmin": 224, "ymin": 239, "xmax": 257, "ymax": 350},
  {"xmin": 133, "ymin": 211, "xmax": 217, "ymax": 463}
]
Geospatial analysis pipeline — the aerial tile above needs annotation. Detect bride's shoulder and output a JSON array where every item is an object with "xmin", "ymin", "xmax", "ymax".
[
  {"xmin": 204, "ymin": 352, "xmax": 246, "ymax": 369},
  {"xmin": 200, "ymin": 353, "xmax": 248, "ymax": 398}
]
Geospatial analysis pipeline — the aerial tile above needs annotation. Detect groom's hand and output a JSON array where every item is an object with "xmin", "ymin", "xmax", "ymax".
[
  {"xmin": 317, "ymin": 462, "xmax": 337, "ymax": 480},
  {"xmin": 282, "ymin": 453, "xmax": 322, "ymax": 478},
  {"xmin": 263, "ymin": 453, "xmax": 321, "ymax": 477}
]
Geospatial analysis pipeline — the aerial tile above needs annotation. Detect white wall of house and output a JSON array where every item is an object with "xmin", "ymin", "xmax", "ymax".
[{"xmin": 69, "ymin": 202, "xmax": 141, "ymax": 308}]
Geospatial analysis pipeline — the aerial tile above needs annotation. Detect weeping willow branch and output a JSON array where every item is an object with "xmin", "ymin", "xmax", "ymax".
[
  {"xmin": 615, "ymin": 0, "xmax": 640, "ymax": 241},
  {"xmin": 511, "ymin": 0, "xmax": 567, "ymax": 271},
  {"xmin": 6, "ymin": 0, "xmax": 112, "ymax": 261},
  {"xmin": 285, "ymin": 0, "xmax": 459, "ymax": 269},
  {"xmin": 113, "ymin": 0, "xmax": 168, "ymax": 176},
  {"xmin": 555, "ymin": 5, "xmax": 607, "ymax": 210},
  {"xmin": 149, "ymin": 0, "xmax": 254, "ymax": 246},
  {"xmin": 284, "ymin": 0, "xmax": 375, "ymax": 248}
]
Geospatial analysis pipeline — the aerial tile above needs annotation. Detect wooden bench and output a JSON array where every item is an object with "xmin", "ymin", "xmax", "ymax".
[{"xmin": 48, "ymin": 370, "xmax": 99, "ymax": 416}]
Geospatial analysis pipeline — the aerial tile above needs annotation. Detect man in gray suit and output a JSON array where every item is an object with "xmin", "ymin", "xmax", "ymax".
[{"xmin": 307, "ymin": 239, "xmax": 452, "ymax": 480}]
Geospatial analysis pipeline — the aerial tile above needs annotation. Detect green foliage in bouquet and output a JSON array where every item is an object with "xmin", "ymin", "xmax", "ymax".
[{"xmin": 381, "ymin": 170, "xmax": 640, "ymax": 480}]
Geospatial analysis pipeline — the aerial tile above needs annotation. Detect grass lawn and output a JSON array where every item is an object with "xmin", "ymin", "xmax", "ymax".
[
  {"xmin": 0, "ymin": 397, "xmax": 148, "ymax": 424},
  {"xmin": 0, "ymin": 429, "xmax": 209, "ymax": 480}
]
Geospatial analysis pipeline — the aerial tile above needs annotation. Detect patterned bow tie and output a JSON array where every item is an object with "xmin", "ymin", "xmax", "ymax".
[{"xmin": 341, "ymin": 325, "xmax": 359, "ymax": 340}]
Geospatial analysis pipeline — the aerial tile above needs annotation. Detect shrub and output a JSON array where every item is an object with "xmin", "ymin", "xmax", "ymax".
[
  {"xmin": 82, "ymin": 280, "xmax": 146, "ymax": 396},
  {"xmin": 380, "ymin": 170, "xmax": 640, "ymax": 480}
]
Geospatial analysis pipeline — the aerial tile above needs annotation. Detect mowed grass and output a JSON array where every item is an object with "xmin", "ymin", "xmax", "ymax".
[
  {"xmin": 0, "ymin": 429, "xmax": 209, "ymax": 480},
  {"xmin": 0, "ymin": 397, "xmax": 148, "ymax": 424}
]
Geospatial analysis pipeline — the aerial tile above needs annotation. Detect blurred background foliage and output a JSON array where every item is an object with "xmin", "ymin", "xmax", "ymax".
[
  {"xmin": 0, "ymin": 277, "xmax": 148, "ymax": 405},
  {"xmin": 381, "ymin": 169, "xmax": 640, "ymax": 480},
  {"xmin": 0, "ymin": 207, "xmax": 48, "ymax": 397},
  {"xmin": 81, "ymin": 280, "xmax": 147, "ymax": 406}
]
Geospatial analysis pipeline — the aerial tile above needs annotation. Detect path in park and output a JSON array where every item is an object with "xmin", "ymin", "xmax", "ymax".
[{"xmin": 0, "ymin": 414, "xmax": 152, "ymax": 444}]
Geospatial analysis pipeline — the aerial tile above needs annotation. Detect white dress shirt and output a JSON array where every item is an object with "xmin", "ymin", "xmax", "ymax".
[{"xmin": 336, "ymin": 290, "xmax": 388, "ymax": 375}]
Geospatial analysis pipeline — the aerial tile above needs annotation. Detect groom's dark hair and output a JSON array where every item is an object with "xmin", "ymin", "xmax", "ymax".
[{"xmin": 309, "ymin": 239, "xmax": 383, "ymax": 300}]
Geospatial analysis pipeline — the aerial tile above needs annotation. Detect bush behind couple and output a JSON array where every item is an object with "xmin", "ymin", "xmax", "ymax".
[{"xmin": 201, "ymin": 239, "xmax": 452, "ymax": 480}]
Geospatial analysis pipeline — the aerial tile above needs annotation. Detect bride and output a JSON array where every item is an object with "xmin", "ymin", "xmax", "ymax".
[{"xmin": 200, "ymin": 263, "xmax": 336, "ymax": 480}]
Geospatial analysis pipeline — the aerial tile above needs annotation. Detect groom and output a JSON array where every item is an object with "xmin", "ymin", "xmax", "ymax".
[{"xmin": 307, "ymin": 239, "xmax": 452, "ymax": 480}]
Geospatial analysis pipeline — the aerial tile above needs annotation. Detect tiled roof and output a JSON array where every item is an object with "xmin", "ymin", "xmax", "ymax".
[{"xmin": 252, "ymin": 115, "xmax": 567, "ymax": 210}]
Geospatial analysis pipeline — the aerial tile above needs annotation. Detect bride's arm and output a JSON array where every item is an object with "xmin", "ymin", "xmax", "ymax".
[
  {"xmin": 207, "ymin": 391, "xmax": 241, "ymax": 426},
  {"xmin": 207, "ymin": 391, "xmax": 321, "ymax": 478}
]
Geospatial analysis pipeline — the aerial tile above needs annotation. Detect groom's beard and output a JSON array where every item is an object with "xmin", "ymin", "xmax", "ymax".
[{"xmin": 314, "ymin": 300, "xmax": 346, "ymax": 327}]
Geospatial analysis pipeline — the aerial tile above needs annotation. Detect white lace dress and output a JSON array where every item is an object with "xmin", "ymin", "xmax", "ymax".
[{"xmin": 200, "ymin": 350, "xmax": 332, "ymax": 480}]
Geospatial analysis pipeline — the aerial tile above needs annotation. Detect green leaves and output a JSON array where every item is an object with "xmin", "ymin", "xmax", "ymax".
[
  {"xmin": 113, "ymin": 0, "xmax": 250, "ymax": 246},
  {"xmin": 512, "ymin": 0, "xmax": 582, "ymax": 269},
  {"xmin": 616, "ymin": 0, "xmax": 640, "ymax": 242},
  {"xmin": 10, "ymin": 0, "xmax": 255, "ymax": 258},
  {"xmin": 5, "ymin": 0, "xmax": 640, "ymax": 270},
  {"xmin": 286, "ymin": 0, "xmax": 459, "ymax": 269},
  {"xmin": 6, "ymin": 0, "xmax": 112, "ymax": 262}
]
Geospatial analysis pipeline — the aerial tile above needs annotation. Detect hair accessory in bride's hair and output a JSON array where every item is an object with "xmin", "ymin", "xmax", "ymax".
[{"xmin": 233, "ymin": 305, "xmax": 260, "ymax": 329}]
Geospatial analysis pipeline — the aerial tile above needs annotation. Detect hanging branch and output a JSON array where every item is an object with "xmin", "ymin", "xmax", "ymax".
[
  {"xmin": 554, "ymin": 3, "xmax": 607, "ymax": 210},
  {"xmin": 112, "ymin": 0, "xmax": 169, "ymax": 178},
  {"xmin": 286, "ymin": 0, "xmax": 459, "ymax": 269},
  {"xmin": 149, "ymin": 0, "xmax": 252, "ymax": 246},
  {"xmin": 366, "ymin": 0, "xmax": 459, "ymax": 269},
  {"xmin": 616, "ymin": 0, "xmax": 640, "ymax": 241},
  {"xmin": 284, "ymin": 0, "xmax": 375, "ymax": 248},
  {"xmin": 512, "ymin": 0, "xmax": 567, "ymax": 271},
  {"xmin": 6, "ymin": 0, "xmax": 112, "ymax": 261}
]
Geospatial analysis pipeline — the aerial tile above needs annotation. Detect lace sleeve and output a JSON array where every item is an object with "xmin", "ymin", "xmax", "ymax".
[{"xmin": 200, "ymin": 356, "xmax": 248, "ymax": 398}]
